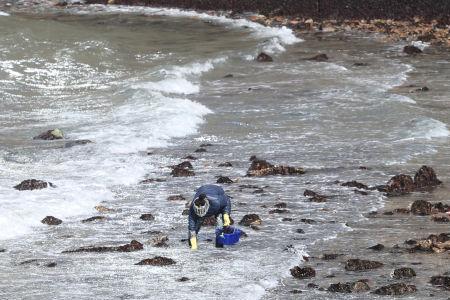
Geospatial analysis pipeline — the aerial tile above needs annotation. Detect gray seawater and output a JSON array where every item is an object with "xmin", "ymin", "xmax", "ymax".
[{"xmin": 0, "ymin": 5, "xmax": 449, "ymax": 300}]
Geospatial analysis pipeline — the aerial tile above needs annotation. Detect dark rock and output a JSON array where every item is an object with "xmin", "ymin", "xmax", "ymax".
[
  {"xmin": 14, "ymin": 179, "xmax": 54, "ymax": 191},
  {"xmin": 171, "ymin": 161, "xmax": 193, "ymax": 170},
  {"xmin": 249, "ymin": 155, "xmax": 257, "ymax": 161},
  {"xmin": 373, "ymin": 283, "xmax": 417, "ymax": 295},
  {"xmin": 392, "ymin": 267, "xmax": 416, "ymax": 279},
  {"xmin": 63, "ymin": 240, "xmax": 143, "ymax": 253},
  {"xmin": 354, "ymin": 190, "xmax": 368, "ymax": 195},
  {"xmin": 167, "ymin": 194, "xmax": 185, "ymax": 201},
  {"xmin": 300, "ymin": 218, "xmax": 316, "ymax": 224},
  {"xmin": 181, "ymin": 209, "xmax": 189, "ymax": 215},
  {"xmin": 282, "ymin": 218, "xmax": 293, "ymax": 222},
  {"xmin": 296, "ymin": 229, "xmax": 305, "ymax": 234},
  {"xmin": 385, "ymin": 174, "xmax": 415, "ymax": 195},
  {"xmin": 202, "ymin": 215, "xmax": 216, "ymax": 226},
  {"xmin": 269, "ymin": 209, "xmax": 289, "ymax": 214},
  {"xmin": 373, "ymin": 185, "xmax": 388, "ymax": 192},
  {"xmin": 341, "ymin": 181, "xmax": 369, "ymax": 190},
  {"xmin": 321, "ymin": 253, "xmax": 342, "ymax": 260},
  {"xmin": 151, "ymin": 235, "xmax": 169, "ymax": 248},
  {"xmin": 183, "ymin": 155, "xmax": 197, "ymax": 160},
  {"xmin": 218, "ymin": 162, "xmax": 232, "ymax": 167},
  {"xmin": 433, "ymin": 202, "xmax": 450, "ymax": 213},
  {"xmin": 393, "ymin": 208, "xmax": 410, "ymax": 214},
  {"xmin": 64, "ymin": 139, "xmax": 92, "ymax": 148},
  {"xmin": 19, "ymin": 259, "xmax": 39, "ymax": 265},
  {"xmin": 135, "ymin": 256, "xmax": 175, "ymax": 266},
  {"xmin": 199, "ymin": 143, "xmax": 213, "ymax": 147},
  {"xmin": 216, "ymin": 176, "xmax": 233, "ymax": 184},
  {"xmin": 430, "ymin": 276, "xmax": 450, "ymax": 290},
  {"xmin": 139, "ymin": 178, "xmax": 166, "ymax": 184},
  {"xmin": 414, "ymin": 166, "xmax": 441, "ymax": 189},
  {"xmin": 352, "ymin": 281, "xmax": 371, "ymax": 292},
  {"xmin": 223, "ymin": 74, "xmax": 233, "ymax": 78},
  {"xmin": 239, "ymin": 214, "xmax": 262, "ymax": 226},
  {"xmin": 46, "ymin": 262, "xmax": 57, "ymax": 267},
  {"xmin": 177, "ymin": 277, "xmax": 190, "ymax": 282},
  {"xmin": 171, "ymin": 167, "xmax": 195, "ymax": 177},
  {"xmin": 41, "ymin": 216, "xmax": 62, "ymax": 225},
  {"xmin": 307, "ymin": 54, "xmax": 328, "ymax": 61},
  {"xmin": 354, "ymin": 62, "xmax": 369, "ymax": 66},
  {"xmin": 403, "ymin": 45, "xmax": 422, "ymax": 55},
  {"xmin": 328, "ymin": 282, "xmax": 352, "ymax": 293},
  {"xmin": 194, "ymin": 148, "xmax": 207, "ymax": 153},
  {"xmin": 0, "ymin": 249, "xmax": 5, "ymax": 253},
  {"xmin": 33, "ymin": 128, "xmax": 64, "ymax": 140},
  {"xmin": 274, "ymin": 202, "xmax": 287, "ymax": 208},
  {"xmin": 383, "ymin": 211, "xmax": 394, "ymax": 215},
  {"xmin": 432, "ymin": 215, "xmax": 450, "ymax": 223},
  {"xmin": 411, "ymin": 200, "xmax": 432, "ymax": 215},
  {"xmin": 252, "ymin": 188, "xmax": 264, "ymax": 194},
  {"xmin": 256, "ymin": 52, "xmax": 273, "ymax": 62},
  {"xmin": 140, "ymin": 214, "xmax": 155, "ymax": 221},
  {"xmin": 246, "ymin": 158, "xmax": 304, "ymax": 177},
  {"xmin": 290, "ymin": 266, "xmax": 316, "ymax": 279},
  {"xmin": 290, "ymin": 289, "xmax": 302, "ymax": 294},
  {"xmin": 368, "ymin": 244, "xmax": 384, "ymax": 251},
  {"xmin": 307, "ymin": 283, "xmax": 319, "ymax": 289},
  {"xmin": 415, "ymin": 86, "xmax": 429, "ymax": 92},
  {"xmin": 345, "ymin": 259, "xmax": 383, "ymax": 271},
  {"xmin": 81, "ymin": 216, "xmax": 106, "ymax": 223},
  {"xmin": 303, "ymin": 189, "xmax": 327, "ymax": 202}
]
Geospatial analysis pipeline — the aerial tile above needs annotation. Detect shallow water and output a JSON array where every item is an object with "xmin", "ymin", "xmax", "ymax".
[{"xmin": 0, "ymin": 5, "xmax": 449, "ymax": 299}]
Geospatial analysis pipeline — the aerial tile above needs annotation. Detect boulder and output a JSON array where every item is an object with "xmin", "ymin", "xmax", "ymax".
[
  {"xmin": 81, "ymin": 216, "xmax": 106, "ymax": 223},
  {"xmin": 385, "ymin": 174, "xmax": 415, "ymax": 195},
  {"xmin": 246, "ymin": 158, "xmax": 304, "ymax": 177},
  {"xmin": 167, "ymin": 195, "xmax": 185, "ymax": 201},
  {"xmin": 403, "ymin": 45, "xmax": 422, "ymax": 55},
  {"xmin": 304, "ymin": 189, "xmax": 327, "ymax": 202},
  {"xmin": 341, "ymin": 181, "xmax": 369, "ymax": 190},
  {"xmin": 413, "ymin": 166, "xmax": 441, "ymax": 189},
  {"xmin": 373, "ymin": 283, "xmax": 417, "ymax": 295},
  {"xmin": 256, "ymin": 52, "xmax": 273, "ymax": 62},
  {"xmin": 307, "ymin": 54, "xmax": 328, "ymax": 61},
  {"xmin": 432, "ymin": 215, "xmax": 450, "ymax": 223},
  {"xmin": 135, "ymin": 256, "xmax": 175, "ymax": 266},
  {"xmin": 33, "ymin": 128, "xmax": 64, "ymax": 140},
  {"xmin": 290, "ymin": 266, "xmax": 316, "ymax": 279},
  {"xmin": 41, "ymin": 216, "xmax": 62, "ymax": 225},
  {"xmin": 430, "ymin": 276, "xmax": 450, "ymax": 290},
  {"xmin": 411, "ymin": 200, "xmax": 432, "ymax": 215},
  {"xmin": 216, "ymin": 176, "xmax": 233, "ymax": 184},
  {"xmin": 14, "ymin": 179, "xmax": 54, "ymax": 191},
  {"xmin": 140, "ymin": 214, "xmax": 155, "ymax": 221},
  {"xmin": 218, "ymin": 162, "xmax": 232, "ymax": 167},
  {"xmin": 239, "ymin": 214, "xmax": 262, "ymax": 226},
  {"xmin": 345, "ymin": 259, "xmax": 383, "ymax": 271},
  {"xmin": 392, "ymin": 267, "xmax": 416, "ymax": 279},
  {"xmin": 63, "ymin": 240, "xmax": 143, "ymax": 253}
]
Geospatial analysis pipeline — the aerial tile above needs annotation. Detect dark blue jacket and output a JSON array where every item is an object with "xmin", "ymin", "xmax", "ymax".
[{"xmin": 188, "ymin": 185, "xmax": 231, "ymax": 236}]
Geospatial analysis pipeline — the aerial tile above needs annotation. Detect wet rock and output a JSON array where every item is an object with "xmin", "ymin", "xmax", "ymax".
[
  {"xmin": 140, "ymin": 214, "xmax": 155, "ymax": 221},
  {"xmin": 171, "ymin": 161, "xmax": 193, "ymax": 170},
  {"xmin": 183, "ymin": 155, "xmax": 197, "ymax": 160},
  {"xmin": 432, "ymin": 215, "xmax": 450, "ymax": 223},
  {"xmin": 216, "ymin": 176, "xmax": 233, "ymax": 184},
  {"xmin": 414, "ymin": 166, "xmax": 441, "ymax": 189},
  {"xmin": 403, "ymin": 45, "xmax": 422, "ymax": 55},
  {"xmin": 392, "ymin": 267, "xmax": 416, "ymax": 279},
  {"xmin": 252, "ymin": 188, "xmax": 264, "ymax": 194},
  {"xmin": 296, "ymin": 229, "xmax": 305, "ymax": 234},
  {"xmin": 223, "ymin": 74, "xmax": 233, "ymax": 78},
  {"xmin": 256, "ymin": 52, "xmax": 273, "ymax": 62},
  {"xmin": 341, "ymin": 181, "xmax": 369, "ymax": 190},
  {"xmin": 354, "ymin": 62, "xmax": 369, "ymax": 66},
  {"xmin": 181, "ymin": 209, "xmax": 189, "ymax": 215},
  {"xmin": 345, "ymin": 259, "xmax": 383, "ymax": 271},
  {"xmin": 385, "ymin": 174, "xmax": 415, "ymax": 195},
  {"xmin": 433, "ymin": 202, "xmax": 450, "ymax": 213},
  {"xmin": 167, "ymin": 195, "xmax": 185, "ymax": 201},
  {"xmin": 307, "ymin": 54, "xmax": 328, "ymax": 61},
  {"xmin": 81, "ymin": 216, "xmax": 106, "ymax": 223},
  {"xmin": 307, "ymin": 283, "xmax": 319, "ymax": 289},
  {"xmin": 246, "ymin": 158, "xmax": 304, "ymax": 177},
  {"xmin": 177, "ymin": 277, "xmax": 190, "ymax": 282},
  {"xmin": 239, "ymin": 214, "xmax": 262, "ymax": 226},
  {"xmin": 139, "ymin": 178, "xmax": 166, "ymax": 184},
  {"xmin": 368, "ymin": 244, "xmax": 385, "ymax": 251},
  {"xmin": 269, "ymin": 209, "xmax": 289, "ymax": 214},
  {"xmin": 33, "ymin": 128, "xmax": 64, "ymax": 140},
  {"xmin": 46, "ymin": 262, "xmax": 57, "ymax": 268},
  {"xmin": 393, "ymin": 208, "xmax": 410, "ymax": 214},
  {"xmin": 274, "ymin": 202, "xmax": 287, "ymax": 208},
  {"xmin": 354, "ymin": 190, "xmax": 368, "ymax": 195},
  {"xmin": 290, "ymin": 266, "xmax": 316, "ymax": 279},
  {"xmin": 430, "ymin": 276, "xmax": 450, "ymax": 290},
  {"xmin": 19, "ymin": 259, "xmax": 40, "ymax": 266},
  {"xmin": 328, "ymin": 282, "xmax": 352, "ymax": 293},
  {"xmin": 300, "ymin": 218, "xmax": 316, "ymax": 224},
  {"xmin": 95, "ymin": 205, "xmax": 115, "ymax": 213},
  {"xmin": 199, "ymin": 143, "xmax": 213, "ymax": 147},
  {"xmin": 321, "ymin": 253, "xmax": 342, "ymax": 260},
  {"xmin": 304, "ymin": 189, "xmax": 327, "ymax": 202},
  {"xmin": 63, "ymin": 240, "xmax": 143, "ymax": 253},
  {"xmin": 282, "ymin": 217, "xmax": 293, "ymax": 222},
  {"xmin": 0, "ymin": 249, "xmax": 6, "ymax": 253},
  {"xmin": 14, "ymin": 179, "xmax": 54, "ymax": 191},
  {"xmin": 64, "ymin": 139, "xmax": 92, "ymax": 148},
  {"xmin": 218, "ymin": 162, "xmax": 232, "ymax": 167},
  {"xmin": 290, "ymin": 289, "xmax": 302, "ymax": 294},
  {"xmin": 411, "ymin": 200, "xmax": 432, "ymax": 215},
  {"xmin": 151, "ymin": 235, "xmax": 169, "ymax": 248},
  {"xmin": 414, "ymin": 86, "xmax": 429, "ymax": 92},
  {"xmin": 194, "ymin": 148, "xmax": 207, "ymax": 153},
  {"xmin": 135, "ymin": 256, "xmax": 175, "ymax": 266},
  {"xmin": 373, "ymin": 283, "xmax": 417, "ymax": 295},
  {"xmin": 41, "ymin": 216, "xmax": 62, "ymax": 226},
  {"xmin": 352, "ymin": 281, "xmax": 371, "ymax": 292},
  {"xmin": 171, "ymin": 167, "xmax": 195, "ymax": 177}
]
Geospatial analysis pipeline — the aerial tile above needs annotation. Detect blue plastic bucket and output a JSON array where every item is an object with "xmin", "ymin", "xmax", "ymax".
[{"xmin": 215, "ymin": 227, "xmax": 241, "ymax": 246}]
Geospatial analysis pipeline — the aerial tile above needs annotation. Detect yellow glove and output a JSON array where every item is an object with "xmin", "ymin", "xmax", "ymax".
[
  {"xmin": 190, "ymin": 236, "xmax": 198, "ymax": 250},
  {"xmin": 223, "ymin": 213, "xmax": 231, "ymax": 227}
]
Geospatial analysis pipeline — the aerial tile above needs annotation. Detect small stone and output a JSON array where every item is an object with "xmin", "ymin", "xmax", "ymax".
[
  {"xmin": 94, "ymin": 205, "xmax": 114, "ymax": 213},
  {"xmin": 304, "ymin": 189, "xmax": 327, "ymax": 202},
  {"xmin": 239, "ymin": 214, "xmax": 262, "ymax": 226},
  {"xmin": 430, "ymin": 276, "xmax": 450, "ymax": 290},
  {"xmin": 139, "ymin": 214, "xmax": 155, "ymax": 221},
  {"xmin": 33, "ymin": 128, "xmax": 64, "ymax": 140},
  {"xmin": 373, "ymin": 283, "xmax": 417, "ymax": 295},
  {"xmin": 81, "ymin": 216, "xmax": 106, "ymax": 223},
  {"xmin": 328, "ymin": 282, "xmax": 352, "ymax": 293},
  {"xmin": 321, "ymin": 253, "xmax": 342, "ymax": 260},
  {"xmin": 282, "ymin": 218, "xmax": 293, "ymax": 222},
  {"xmin": 307, "ymin": 54, "xmax": 328, "ymax": 61},
  {"xmin": 290, "ymin": 289, "xmax": 302, "ymax": 294},
  {"xmin": 46, "ymin": 262, "xmax": 57, "ymax": 268},
  {"xmin": 296, "ymin": 229, "xmax": 305, "ymax": 234},
  {"xmin": 256, "ymin": 52, "xmax": 273, "ymax": 62},
  {"xmin": 183, "ymin": 155, "xmax": 197, "ymax": 160},
  {"xmin": 307, "ymin": 283, "xmax": 319, "ymax": 289},
  {"xmin": 41, "ymin": 216, "xmax": 62, "ymax": 225},
  {"xmin": 14, "ymin": 179, "xmax": 54, "ymax": 191},
  {"xmin": 341, "ymin": 181, "xmax": 369, "ymax": 190},
  {"xmin": 63, "ymin": 139, "xmax": 92, "ymax": 148},
  {"xmin": 199, "ymin": 143, "xmax": 213, "ymax": 147},
  {"xmin": 135, "ymin": 256, "xmax": 176, "ymax": 266},
  {"xmin": 194, "ymin": 148, "xmax": 207, "ymax": 153},
  {"xmin": 345, "ymin": 259, "xmax": 383, "ymax": 271},
  {"xmin": 290, "ymin": 266, "xmax": 316, "ymax": 279},
  {"xmin": 300, "ymin": 218, "xmax": 316, "ymax": 224},
  {"xmin": 269, "ymin": 209, "xmax": 289, "ymax": 214},
  {"xmin": 403, "ymin": 45, "xmax": 422, "ymax": 55},
  {"xmin": 167, "ymin": 195, "xmax": 185, "ymax": 201},
  {"xmin": 392, "ymin": 267, "xmax": 416, "ymax": 279},
  {"xmin": 223, "ymin": 74, "xmax": 233, "ymax": 78},
  {"xmin": 218, "ymin": 162, "xmax": 232, "ymax": 167},
  {"xmin": 411, "ymin": 200, "xmax": 432, "ymax": 215},
  {"xmin": 274, "ymin": 202, "xmax": 287, "ymax": 208},
  {"xmin": 216, "ymin": 176, "xmax": 233, "ymax": 184},
  {"xmin": 368, "ymin": 244, "xmax": 384, "ymax": 251},
  {"xmin": 177, "ymin": 277, "xmax": 189, "ymax": 282},
  {"xmin": 151, "ymin": 235, "xmax": 169, "ymax": 248}
]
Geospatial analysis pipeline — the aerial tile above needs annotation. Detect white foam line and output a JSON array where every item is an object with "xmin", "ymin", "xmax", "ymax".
[{"xmin": 0, "ymin": 11, "xmax": 9, "ymax": 16}]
